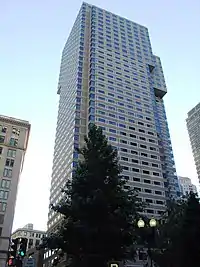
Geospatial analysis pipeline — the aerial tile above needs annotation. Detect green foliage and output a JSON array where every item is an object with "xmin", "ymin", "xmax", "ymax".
[
  {"xmin": 150, "ymin": 193, "xmax": 200, "ymax": 267},
  {"xmin": 43, "ymin": 124, "xmax": 145, "ymax": 267}
]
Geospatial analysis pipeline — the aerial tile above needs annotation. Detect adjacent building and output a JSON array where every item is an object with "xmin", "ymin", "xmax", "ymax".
[
  {"xmin": 186, "ymin": 103, "xmax": 200, "ymax": 183},
  {"xmin": 48, "ymin": 0, "xmax": 180, "ymax": 234},
  {"xmin": 0, "ymin": 115, "xmax": 30, "ymax": 266},
  {"xmin": 11, "ymin": 223, "xmax": 45, "ymax": 251},
  {"xmin": 178, "ymin": 176, "xmax": 198, "ymax": 196}
]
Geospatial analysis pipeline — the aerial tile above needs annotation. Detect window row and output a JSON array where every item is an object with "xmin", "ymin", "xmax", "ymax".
[
  {"xmin": 144, "ymin": 199, "xmax": 165, "ymax": 205},
  {"xmin": 94, "ymin": 104, "xmax": 153, "ymax": 119},
  {"xmin": 91, "ymin": 17, "xmax": 146, "ymax": 34},
  {"xmin": 96, "ymin": 90, "xmax": 150, "ymax": 103},
  {"xmin": 93, "ymin": 110, "xmax": 153, "ymax": 126},
  {"xmin": 89, "ymin": 85, "xmax": 149, "ymax": 98},
  {"xmin": 122, "ymin": 166, "xmax": 161, "ymax": 177},
  {"xmin": 119, "ymin": 148, "xmax": 159, "ymax": 160},
  {"xmin": 121, "ymin": 158, "xmax": 159, "ymax": 168},
  {"xmin": 95, "ymin": 54, "xmax": 146, "ymax": 68},
  {"xmin": 90, "ymin": 95, "xmax": 150, "ymax": 108},
  {"xmin": 127, "ymin": 176, "xmax": 162, "ymax": 186},
  {"xmin": 93, "ymin": 47, "xmax": 148, "ymax": 59},
  {"xmin": 92, "ymin": 25, "xmax": 148, "ymax": 45},
  {"xmin": 145, "ymin": 209, "xmax": 163, "ymax": 215},
  {"xmin": 134, "ymin": 187, "xmax": 164, "ymax": 196},
  {"xmin": 95, "ymin": 104, "xmax": 151, "ymax": 116},
  {"xmin": 124, "ymin": 184, "xmax": 164, "ymax": 196},
  {"xmin": 0, "ymin": 125, "xmax": 20, "ymax": 135},
  {"xmin": 95, "ymin": 58, "xmax": 147, "ymax": 71},
  {"xmin": 120, "ymin": 137, "xmax": 157, "ymax": 145},
  {"xmin": 90, "ymin": 46, "xmax": 149, "ymax": 62},
  {"xmin": 95, "ymin": 48, "xmax": 150, "ymax": 59},
  {"xmin": 120, "ymin": 128, "xmax": 155, "ymax": 136},
  {"xmin": 96, "ymin": 115, "xmax": 153, "ymax": 126},
  {"xmin": 95, "ymin": 73, "xmax": 147, "ymax": 84},
  {"xmin": 89, "ymin": 7, "xmax": 144, "ymax": 29},
  {"xmin": 94, "ymin": 84, "xmax": 149, "ymax": 98},
  {"xmin": 95, "ymin": 47, "xmax": 147, "ymax": 59},
  {"xmin": 114, "ymin": 140, "xmax": 157, "ymax": 151},
  {"xmin": 93, "ymin": 56, "xmax": 146, "ymax": 71},
  {"xmin": 0, "ymin": 136, "xmax": 18, "ymax": 147}
]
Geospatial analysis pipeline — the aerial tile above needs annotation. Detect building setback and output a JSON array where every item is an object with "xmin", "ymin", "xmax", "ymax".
[
  {"xmin": 0, "ymin": 115, "xmax": 30, "ymax": 266},
  {"xmin": 47, "ymin": 2, "xmax": 180, "ymax": 233},
  {"xmin": 186, "ymin": 103, "xmax": 200, "ymax": 184}
]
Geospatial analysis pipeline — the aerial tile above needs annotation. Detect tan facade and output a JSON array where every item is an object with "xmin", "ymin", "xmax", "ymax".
[
  {"xmin": 0, "ymin": 115, "xmax": 30, "ymax": 266},
  {"xmin": 11, "ymin": 223, "xmax": 45, "ymax": 251}
]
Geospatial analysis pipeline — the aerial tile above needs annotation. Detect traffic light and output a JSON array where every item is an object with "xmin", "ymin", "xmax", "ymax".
[
  {"xmin": 7, "ymin": 257, "xmax": 15, "ymax": 266},
  {"xmin": 9, "ymin": 238, "xmax": 19, "ymax": 258},
  {"xmin": 17, "ymin": 238, "xmax": 28, "ymax": 258}
]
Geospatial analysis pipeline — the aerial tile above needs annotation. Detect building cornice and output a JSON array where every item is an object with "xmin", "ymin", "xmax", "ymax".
[{"xmin": 0, "ymin": 115, "xmax": 31, "ymax": 129}]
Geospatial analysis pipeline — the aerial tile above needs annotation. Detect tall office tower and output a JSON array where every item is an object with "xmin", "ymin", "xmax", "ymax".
[
  {"xmin": 187, "ymin": 103, "xmax": 200, "ymax": 183},
  {"xmin": 178, "ymin": 176, "xmax": 198, "ymax": 196},
  {"xmin": 0, "ymin": 115, "xmax": 30, "ymax": 266},
  {"xmin": 48, "ymin": 2, "xmax": 180, "ymax": 232}
]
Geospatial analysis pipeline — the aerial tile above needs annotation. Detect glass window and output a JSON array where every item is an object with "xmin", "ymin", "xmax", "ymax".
[
  {"xmin": 0, "ymin": 126, "xmax": 7, "ymax": 133},
  {"xmin": 0, "ymin": 190, "xmax": 9, "ymax": 200},
  {"xmin": 9, "ymin": 138, "xmax": 18, "ymax": 147},
  {"xmin": 1, "ymin": 179, "xmax": 10, "ymax": 189},
  {"xmin": 109, "ymin": 137, "xmax": 116, "ymax": 141},
  {"xmin": 0, "ymin": 136, "xmax": 5, "ymax": 143},
  {"xmin": 5, "ymin": 159, "xmax": 14, "ymax": 167},
  {"xmin": 3, "ymin": 168, "xmax": 12, "ymax": 178},
  {"xmin": 0, "ymin": 202, "xmax": 7, "ymax": 212},
  {"xmin": 109, "ymin": 129, "xmax": 116, "ymax": 133},
  {"xmin": 155, "ymin": 190, "xmax": 162, "ymax": 195}
]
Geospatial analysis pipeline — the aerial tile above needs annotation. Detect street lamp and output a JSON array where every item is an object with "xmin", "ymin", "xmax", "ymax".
[
  {"xmin": 137, "ymin": 219, "xmax": 145, "ymax": 228},
  {"xmin": 149, "ymin": 218, "xmax": 157, "ymax": 228},
  {"xmin": 137, "ymin": 218, "xmax": 157, "ymax": 267},
  {"xmin": 137, "ymin": 218, "xmax": 157, "ymax": 228}
]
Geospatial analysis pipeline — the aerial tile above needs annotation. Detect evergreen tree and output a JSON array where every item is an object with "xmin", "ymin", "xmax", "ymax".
[
  {"xmin": 178, "ymin": 192, "xmax": 200, "ymax": 267},
  {"xmin": 149, "ymin": 197, "xmax": 187, "ymax": 267},
  {"xmin": 43, "ymin": 124, "xmax": 145, "ymax": 267},
  {"xmin": 150, "ymin": 193, "xmax": 200, "ymax": 267}
]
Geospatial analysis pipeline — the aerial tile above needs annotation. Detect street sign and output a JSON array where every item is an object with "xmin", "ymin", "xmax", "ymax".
[{"xmin": 23, "ymin": 257, "xmax": 35, "ymax": 267}]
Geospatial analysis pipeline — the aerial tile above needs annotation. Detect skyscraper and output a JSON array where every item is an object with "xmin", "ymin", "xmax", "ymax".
[
  {"xmin": 187, "ymin": 103, "xmax": 200, "ymax": 183},
  {"xmin": 178, "ymin": 176, "xmax": 198, "ymax": 196},
  {"xmin": 48, "ymin": 2, "xmax": 180, "ymax": 232},
  {"xmin": 0, "ymin": 115, "xmax": 30, "ymax": 266}
]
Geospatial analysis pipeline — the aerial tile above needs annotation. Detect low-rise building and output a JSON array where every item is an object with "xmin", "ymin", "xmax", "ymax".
[
  {"xmin": 11, "ymin": 223, "xmax": 46, "ymax": 251},
  {"xmin": 0, "ymin": 115, "xmax": 30, "ymax": 266}
]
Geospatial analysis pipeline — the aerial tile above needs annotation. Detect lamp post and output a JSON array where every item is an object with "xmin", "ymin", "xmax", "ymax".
[{"xmin": 137, "ymin": 218, "xmax": 157, "ymax": 267}]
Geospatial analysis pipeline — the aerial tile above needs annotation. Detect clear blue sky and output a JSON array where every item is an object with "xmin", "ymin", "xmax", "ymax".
[{"xmin": 1, "ymin": 0, "xmax": 200, "ymax": 231}]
